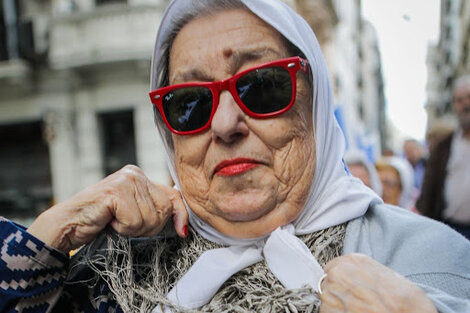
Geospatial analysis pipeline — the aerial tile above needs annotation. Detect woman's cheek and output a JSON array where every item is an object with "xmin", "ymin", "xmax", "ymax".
[{"xmin": 173, "ymin": 136, "xmax": 212, "ymax": 205}]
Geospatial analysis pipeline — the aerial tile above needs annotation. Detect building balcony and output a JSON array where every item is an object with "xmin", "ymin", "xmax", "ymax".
[
  {"xmin": 0, "ymin": 59, "xmax": 33, "ymax": 95},
  {"xmin": 49, "ymin": 5, "xmax": 164, "ymax": 69},
  {"xmin": 294, "ymin": 0, "xmax": 338, "ymax": 45},
  {"xmin": 0, "ymin": 59, "xmax": 30, "ymax": 81}
]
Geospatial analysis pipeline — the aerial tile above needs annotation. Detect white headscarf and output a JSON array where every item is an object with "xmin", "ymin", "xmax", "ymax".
[
  {"xmin": 344, "ymin": 149, "xmax": 383, "ymax": 196},
  {"xmin": 378, "ymin": 156, "xmax": 416, "ymax": 210},
  {"xmin": 150, "ymin": 0, "xmax": 381, "ymax": 310}
]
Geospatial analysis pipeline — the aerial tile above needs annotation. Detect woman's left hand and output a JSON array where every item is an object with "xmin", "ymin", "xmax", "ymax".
[{"xmin": 319, "ymin": 253, "xmax": 438, "ymax": 313}]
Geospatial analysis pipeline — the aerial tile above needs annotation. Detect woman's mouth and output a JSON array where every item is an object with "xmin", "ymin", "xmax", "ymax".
[{"xmin": 214, "ymin": 158, "xmax": 260, "ymax": 176}]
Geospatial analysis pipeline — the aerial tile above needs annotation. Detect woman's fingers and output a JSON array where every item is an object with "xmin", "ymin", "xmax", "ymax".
[
  {"xmin": 166, "ymin": 186, "xmax": 189, "ymax": 238},
  {"xmin": 148, "ymin": 184, "xmax": 188, "ymax": 238},
  {"xmin": 108, "ymin": 166, "xmax": 150, "ymax": 236},
  {"xmin": 110, "ymin": 166, "xmax": 186, "ymax": 238}
]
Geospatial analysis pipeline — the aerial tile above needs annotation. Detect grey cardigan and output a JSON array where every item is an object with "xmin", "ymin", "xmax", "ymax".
[{"xmin": 344, "ymin": 203, "xmax": 470, "ymax": 312}]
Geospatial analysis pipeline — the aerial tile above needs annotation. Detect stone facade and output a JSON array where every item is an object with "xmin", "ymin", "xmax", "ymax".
[
  {"xmin": 0, "ymin": 0, "xmax": 170, "ymax": 224},
  {"xmin": 327, "ymin": 0, "xmax": 386, "ymax": 156},
  {"xmin": 425, "ymin": 0, "xmax": 470, "ymax": 136}
]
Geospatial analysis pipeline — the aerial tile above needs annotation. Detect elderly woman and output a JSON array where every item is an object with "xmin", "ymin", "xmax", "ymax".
[
  {"xmin": 376, "ymin": 156, "xmax": 416, "ymax": 210},
  {"xmin": 1, "ymin": 1, "xmax": 469, "ymax": 312},
  {"xmin": 344, "ymin": 150, "xmax": 383, "ymax": 195}
]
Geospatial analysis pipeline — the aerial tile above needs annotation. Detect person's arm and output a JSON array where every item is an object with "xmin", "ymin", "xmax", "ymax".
[
  {"xmin": 0, "ymin": 217, "xmax": 68, "ymax": 312},
  {"xmin": 415, "ymin": 148, "xmax": 438, "ymax": 217},
  {"xmin": 416, "ymin": 135, "xmax": 451, "ymax": 219},
  {"xmin": 2, "ymin": 165, "xmax": 188, "ymax": 312},
  {"xmin": 27, "ymin": 165, "xmax": 188, "ymax": 254},
  {"xmin": 326, "ymin": 204, "xmax": 470, "ymax": 313}
]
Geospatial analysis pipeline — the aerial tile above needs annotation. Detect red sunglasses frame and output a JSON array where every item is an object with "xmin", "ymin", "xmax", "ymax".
[{"xmin": 149, "ymin": 56, "xmax": 310, "ymax": 135}]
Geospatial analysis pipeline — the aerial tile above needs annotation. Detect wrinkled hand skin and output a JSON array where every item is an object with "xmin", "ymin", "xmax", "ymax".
[
  {"xmin": 27, "ymin": 165, "xmax": 188, "ymax": 254},
  {"xmin": 319, "ymin": 254, "xmax": 438, "ymax": 313}
]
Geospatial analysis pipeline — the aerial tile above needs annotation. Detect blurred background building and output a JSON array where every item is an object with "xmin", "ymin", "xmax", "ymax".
[
  {"xmin": 328, "ymin": 0, "xmax": 386, "ymax": 159},
  {"xmin": 0, "ymin": 0, "xmax": 386, "ymax": 224},
  {"xmin": 426, "ymin": 0, "xmax": 470, "ymax": 145}
]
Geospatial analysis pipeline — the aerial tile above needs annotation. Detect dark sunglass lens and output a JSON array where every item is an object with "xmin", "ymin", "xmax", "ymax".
[
  {"xmin": 162, "ymin": 87, "xmax": 212, "ymax": 132},
  {"xmin": 236, "ymin": 66, "xmax": 292, "ymax": 114}
]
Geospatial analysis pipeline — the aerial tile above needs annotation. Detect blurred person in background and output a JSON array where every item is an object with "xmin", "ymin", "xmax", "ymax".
[
  {"xmin": 403, "ymin": 138, "xmax": 427, "ymax": 192},
  {"xmin": 376, "ymin": 156, "xmax": 416, "ymax": 210},
  {"xmin": 382, "ymin": 147, "xmax": 396, "ymax": 157},
  {"xmin": 417, "ymin": 75, "xmax": 470, "ymax": 240},
  {"xmin": 426, "ymin": 120, "xmax": 455, "ymax": 153},
  {"xmin": 344, "ymin": 150, "xmax": 382, "ymax": 196}
]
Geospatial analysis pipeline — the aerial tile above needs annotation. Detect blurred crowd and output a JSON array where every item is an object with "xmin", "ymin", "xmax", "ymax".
[{"xmin": 345, "ymin": 75, "xmax": 470, "ymax": 240}]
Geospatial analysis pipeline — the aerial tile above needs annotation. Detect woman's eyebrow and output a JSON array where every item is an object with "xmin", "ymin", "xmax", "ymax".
[{"xmin": 171, "ymin": 68, "xmax": 213, "ymax": 84}]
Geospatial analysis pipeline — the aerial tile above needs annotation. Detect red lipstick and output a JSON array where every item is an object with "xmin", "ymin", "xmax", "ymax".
[{"xmin": 214, "ymin": 158, "xmax": 260, "ymax": 176}]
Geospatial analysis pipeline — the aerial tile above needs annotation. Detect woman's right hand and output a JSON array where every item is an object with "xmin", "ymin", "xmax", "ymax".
[{"xmin": 27, "ymin": 165, "xmax": 188, "ymax": 254}]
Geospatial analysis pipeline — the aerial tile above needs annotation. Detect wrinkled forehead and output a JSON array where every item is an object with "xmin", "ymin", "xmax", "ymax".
[
  {"xmin": 151, "ymin": 1, "xmax": 311, "ymax": 90},
  {"xmin": 168, "ymin": 8, "xmax": 290, "ymax": 78},
  {"xmin": 348, "ymin": 161, "xmax": 369, "ymax": 171},
  {"xmin": 453, "ymin": 83, "xmax": 470, "ymax": 97}
]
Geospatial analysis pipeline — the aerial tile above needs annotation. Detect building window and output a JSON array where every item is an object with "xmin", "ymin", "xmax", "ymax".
[
  {"xmin": 334, "ymin": 74, "xmax": 341, "ymax": 92},
  {"xmin": 99, "ymin": 110, "xmax": 137, "ymax": 176},
  {"xmin": 0, "ymin": 4, "xmax": 8, "ymax": 60},
  {"xmin": 357, "ymin": 45, "xmax": 363, "ymax": 61},
  {"xmin": 445, "ymin": 24, "xmax": 452, "ymax": 41},
  {"xmin": 445, "ymin": 0, "xmax": 452, "ymax": 14},
  {"xmin": 445, "ymin": 50, "xmax": 451, "ymax": 64},
  {"xmin": 0, "ymin": 121, "xmax": 52, "ymax": 220},
  {"xmin": 96, "ymin": 0, "xmax": 127, "ymax": 5},
  {"xmin": 0, "ymin": 0, "xmax": 35, "ymax": 61},
  {"xmin": 0, "ymin": 0, "xmax": 20, "ymax": 60},
  {"xmin": 358, "ymin": 102, "xmax": 365, "ymax": 120},
  {"xmin": 357, "ymin": 75, "xmax": 363, "ymax": 90},
  {"xmin": 463, "ymin": 41, "xmax": 469, "ymax": 68},
  {"xmin": 445, "ymin": 76, "xmax": 452, "ymax": 89},
  {"xmin": 443, "ymin": 101, "xmax": 452, "ymax": 114}
]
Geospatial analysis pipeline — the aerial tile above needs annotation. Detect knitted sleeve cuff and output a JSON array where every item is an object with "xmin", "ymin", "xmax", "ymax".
[{"xmin": 0, "ymin": 216, "xmax": 68, "ymax": 270}]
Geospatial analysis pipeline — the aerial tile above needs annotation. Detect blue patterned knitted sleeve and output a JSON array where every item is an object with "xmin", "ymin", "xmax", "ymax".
[
  {"xmin": 0, "ymin": 217, "xmax": 68, "ymax": 313},
  {"xmin": 0, "ymin": 217, "xmax": 124, "ymax": 313}
]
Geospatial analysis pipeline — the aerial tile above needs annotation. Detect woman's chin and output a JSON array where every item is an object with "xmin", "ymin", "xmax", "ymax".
[
  {"xmin": 211, "ymin": 190, "xmax": 277, "ymax": 222},
  {"xmin": 217, "ymin": 204, "xmax": 272, "ymax": 223}
]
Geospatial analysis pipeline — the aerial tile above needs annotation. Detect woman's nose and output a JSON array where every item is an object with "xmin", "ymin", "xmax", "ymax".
[{"xmin": 211, "ymin": 90, "xmax": 249, "ymax": 143}]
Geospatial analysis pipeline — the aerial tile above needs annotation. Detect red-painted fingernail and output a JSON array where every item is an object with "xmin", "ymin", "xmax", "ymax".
[{"xmin": 183, "ymin": 225, "xmax": 188, "ymax": 237}]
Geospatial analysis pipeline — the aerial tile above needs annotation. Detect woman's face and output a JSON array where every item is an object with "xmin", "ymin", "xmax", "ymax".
[
  {"xmin": 377, "ymin": 167, "xmax": 402, "ymax": 206},
  {"xmin": 168, "ymin": 8, "xmax": 316, "ymax": 238},
  {"xmin": 348, "ymin": 163, "xmax": 371, "ymax": 188}
]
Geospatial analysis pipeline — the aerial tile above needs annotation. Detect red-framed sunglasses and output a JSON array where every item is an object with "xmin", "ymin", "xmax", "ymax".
[{"xmin": 149, "ymin": 56, "xmax": 310, "ymax": 135}]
